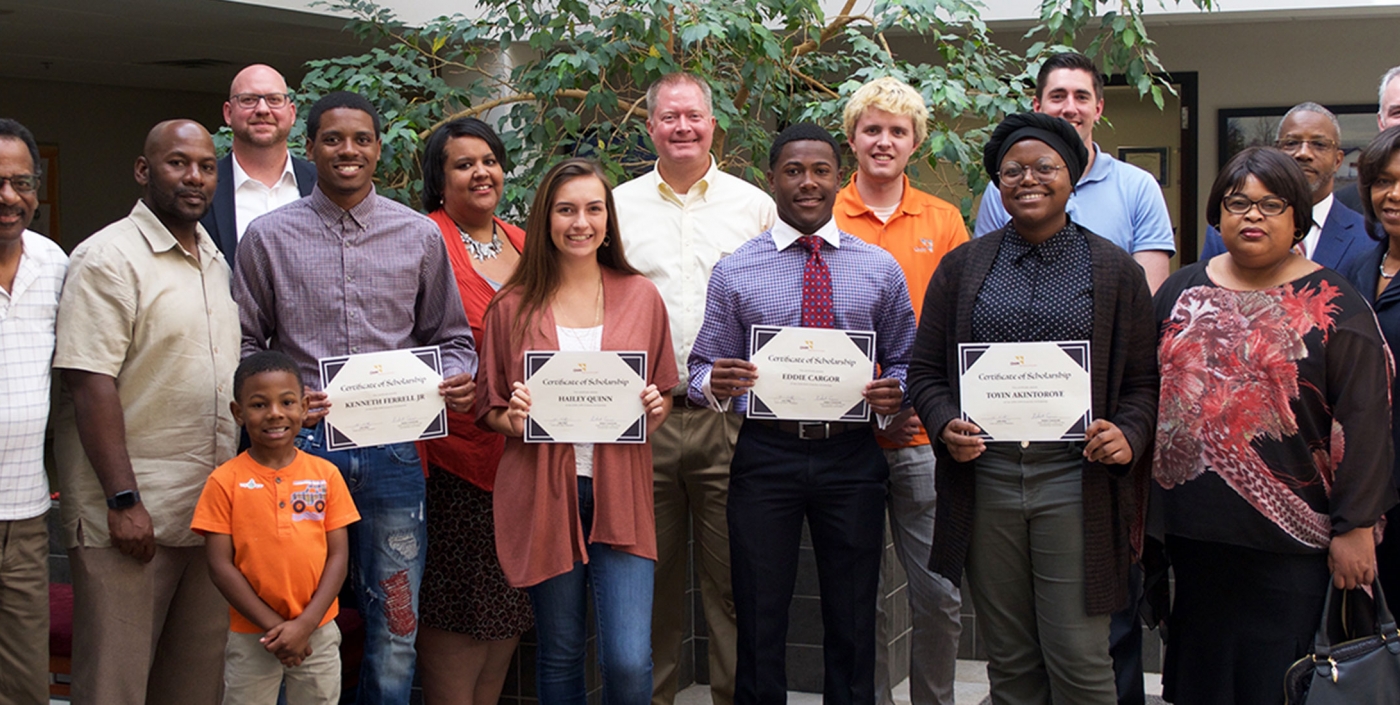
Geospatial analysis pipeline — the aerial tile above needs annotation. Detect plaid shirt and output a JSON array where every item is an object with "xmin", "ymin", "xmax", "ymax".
[
  {"xmin": 687, "ymin": 218, "xmax": 915, "ymax": 412},
  {"xmin": 235, "ymin": 187, "xmax": 476, "ymax": 387}
]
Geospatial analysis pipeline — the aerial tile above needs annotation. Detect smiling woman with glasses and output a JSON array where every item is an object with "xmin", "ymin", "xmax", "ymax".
[
  {"xmin": 1149, "ymin": 146, "xmax": 1395, "ymax": 704},
  {"xmin": 908, "ymin": 112, "xmax": 1159, "ymax": 705}
]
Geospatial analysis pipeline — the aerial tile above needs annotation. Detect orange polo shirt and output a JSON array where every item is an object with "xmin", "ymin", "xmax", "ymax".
[
  {"xmin": 835, "ymin": 173, "xmax": 969, "ymax": 448},
  {"xmin": 192, "ymin": 450, "xmax": 360, "ymax": 633}
]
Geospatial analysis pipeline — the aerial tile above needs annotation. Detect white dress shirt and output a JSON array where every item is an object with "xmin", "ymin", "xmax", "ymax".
[
  {"xmin": 614, "ymin": 157, "xmax": 777, "ymax": 386},
  {"xmin": 232, "ymin": 152, "xmax": 301, "ymax": 241},
  {"xmin": 0, "ymin": 231, "xmax": 68, "ymax": 520},
  {"xmin": 1301, "ymin": 193, "xmax": 1333, "ymax": 261}
]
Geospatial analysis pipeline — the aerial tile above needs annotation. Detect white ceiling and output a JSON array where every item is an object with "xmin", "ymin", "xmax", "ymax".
[{"xmin": 0, "ymin": 0, "xmax": 371, "ymax": 94}]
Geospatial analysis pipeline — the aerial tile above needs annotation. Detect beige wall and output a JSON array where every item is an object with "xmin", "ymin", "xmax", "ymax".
[{"xmin": 4, "ymin": 76, "xmax": 223, "ymax": 251}]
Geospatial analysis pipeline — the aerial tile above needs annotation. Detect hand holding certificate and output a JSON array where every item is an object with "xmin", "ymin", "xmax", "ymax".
[
  {"xmin": 958, "ymin": 341, "xmax": 1092, "ymax": 443},
  {"xmin": 521, "ymin": 351, "xmax": 652, "ymax": 443},
  {"xmin": 320, "ymin": 346, "xmax": 449, "ymax": 451}
]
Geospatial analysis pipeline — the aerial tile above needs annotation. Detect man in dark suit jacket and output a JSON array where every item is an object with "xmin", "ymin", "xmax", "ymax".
[
  {"xmin": 1201, "ymin": 102, "xmax": 1374, "ymax": 270},
  {"xmin": 200, "ymin": 64, "xmax": 316, "ymax": 266}
]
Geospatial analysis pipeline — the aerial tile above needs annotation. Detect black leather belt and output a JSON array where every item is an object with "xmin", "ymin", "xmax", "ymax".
[
  {"xmin": 672, "ymin": 393, "xmax": 706, "ymax": 410},
  {"xmin": 750, "ymin": 418, "xmax": 869, "ymax": 440}
]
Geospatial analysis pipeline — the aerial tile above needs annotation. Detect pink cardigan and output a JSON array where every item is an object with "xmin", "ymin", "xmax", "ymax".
[{"xmin": 476, "ymin": 267, "xmax": 678, "ymax": 587}]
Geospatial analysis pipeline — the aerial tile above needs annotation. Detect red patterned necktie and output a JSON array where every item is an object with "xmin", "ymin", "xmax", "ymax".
[{"xmin": 799, "ymin": 235, "xmax": 834, "ymax": 328}]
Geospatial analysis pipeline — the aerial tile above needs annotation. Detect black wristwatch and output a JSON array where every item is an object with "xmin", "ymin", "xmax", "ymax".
[{"xmin": 106, "ymin": 489, "xmax": 141, "ymax": 510}]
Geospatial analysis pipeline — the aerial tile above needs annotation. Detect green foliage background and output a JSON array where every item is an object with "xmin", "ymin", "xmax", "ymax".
[{"xmin": 269, "ymin": 0, "xmax": 1209, "ymax": 222}]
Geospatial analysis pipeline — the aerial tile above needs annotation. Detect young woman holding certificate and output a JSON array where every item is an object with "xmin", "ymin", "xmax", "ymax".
[
  {"xmin": 906, "ymin": 112, "xmax": 1159, "ymax": 705},
  {"xmin": 476, "ymin": 158, "xmax": 676, "ymax": 705}
]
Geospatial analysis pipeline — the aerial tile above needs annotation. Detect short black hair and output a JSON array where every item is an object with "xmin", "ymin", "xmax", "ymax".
[
  {"xmin": 420, "ymin": 117, "xmax": 509, "ymax": 212},
  {"xmin": 1357, "ymin": 125, "xmax": 1400, "ymax": 237},
  {"xmin": 1206, "ymin": 146, "xmax": 1313, "ymax": 237},
  {"xmin": 1036, "ymin": 52, "xmax": 1104, "ymax": 102},
  {"xmin": 234, "ymin": 350, "xmax": 305, "ymax": 403},
  {"xmin": 0, "ymin": 119, "xmax": 40, "ymax": 172},
  {"xmin": 768, "ymin": 122, "xmax": 841, "ymax": 170},
  {"xmin": 307, "ymin": 91, "xmax": 382, "ymax": 142}
]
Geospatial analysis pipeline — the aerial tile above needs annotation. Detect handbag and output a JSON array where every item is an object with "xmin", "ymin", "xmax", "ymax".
[{"xmin": 1283, "ymin": 580, "xmax": 1400, "ymax": 704}]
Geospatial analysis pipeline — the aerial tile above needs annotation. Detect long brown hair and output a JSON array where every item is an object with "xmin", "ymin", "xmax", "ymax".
[{"xmin": 491, "ymin": 158, "xmax": 641, "ymax": 343}]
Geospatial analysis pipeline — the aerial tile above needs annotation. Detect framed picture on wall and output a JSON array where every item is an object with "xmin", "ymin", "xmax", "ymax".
[
  {"xmin": 32, "ymin": 144, "xmax": 60, "ymax": 244},
  {"xmin": 1117, "ymin": 147, "xmax": 1170, "ymax": 186},
  {"xmin": 1218, "ymin": 105, "xmax": 1378, "ymax": 199}
]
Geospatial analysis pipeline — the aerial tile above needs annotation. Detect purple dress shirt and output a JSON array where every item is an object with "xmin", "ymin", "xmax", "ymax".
[{"xmin": 234, "ymin": 187, "xmax": 476, "ymax": 387}]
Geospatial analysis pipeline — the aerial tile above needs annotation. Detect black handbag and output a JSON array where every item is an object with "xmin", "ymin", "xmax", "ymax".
[{"xmin": 1283, "ymin": 581, "xmax": 1400, "ymax": 704}]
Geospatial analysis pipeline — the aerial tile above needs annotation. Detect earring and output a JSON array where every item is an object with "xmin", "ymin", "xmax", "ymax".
[
  {"xmin": 603, "ymin": 234, "xmax": 611, "ymax": 247},
  {"xmin": 1293, "ymin": 229, "xmax": 1306, "ymax": 243}
]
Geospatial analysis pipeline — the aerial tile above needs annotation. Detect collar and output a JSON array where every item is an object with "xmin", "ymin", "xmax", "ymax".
[
  {"xmin": 1078, "ymin": 142, "xmax": 1112, "ymax": 186},
  {"xmin": 130, "ymin": 199, "xmax": 219, "ymax": 259},
  {"xmin": 1312, "ymin": 192, "xmax": 1334, "ymax": 230},
  {"xmin": 1004, "ymin": 221, "xmax": 1081, "ymax": 264},
  {"xmin": 652, "ymin": 156, "xmax": 718, "ymax": 206},
  {"xmin": 839, "ymin": 173, "xmax": 920, "ymax": 217},
  {"xmin": 770, "ymin": 217, "xmax": 841, "ymax": 251},
  {"xmin": 309, "ymin": 185, "xmax": 377, "ymax": 231},
  {"xmin": 231, "ymin": 150, "xmax": 297, "ymax": 191}
]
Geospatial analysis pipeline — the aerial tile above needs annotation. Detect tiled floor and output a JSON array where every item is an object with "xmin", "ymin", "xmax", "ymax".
[{"xmin": 674, "ymin": 660, "xmax": 1166, "ymax": 705}]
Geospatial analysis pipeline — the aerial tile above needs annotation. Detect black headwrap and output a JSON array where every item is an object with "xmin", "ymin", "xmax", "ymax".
[{"xmin": 983, "ymin": 112, "xmax": 1089, "ymax": 186}]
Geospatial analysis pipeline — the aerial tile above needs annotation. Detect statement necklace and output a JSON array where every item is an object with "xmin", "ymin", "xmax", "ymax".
[
  {"xmin": 458, "ymin": 221, "xmax": 503, "ymax": 260},
  {"xmin": 1382, "ymin": 252, "xmax": 1400, "ymax": 280}
]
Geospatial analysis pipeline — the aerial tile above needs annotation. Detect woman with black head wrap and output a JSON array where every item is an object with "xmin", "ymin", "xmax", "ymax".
[{"xmin": 907, "ymin": 112, "xmax": 1159, "ymax": 704}]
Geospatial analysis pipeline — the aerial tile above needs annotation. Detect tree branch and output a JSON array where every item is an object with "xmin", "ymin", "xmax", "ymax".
[
  {"xmin": 791, "ymin": 0, "xmax": 864, "ymax": 57},
  {"xmin": 420, "ymin": 89, "xmax": 650, "ymax": 138}
]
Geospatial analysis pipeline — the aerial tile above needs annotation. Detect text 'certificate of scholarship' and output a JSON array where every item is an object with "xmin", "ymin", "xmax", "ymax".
[
  {"xmin": 523, "ymin": 350, "xmax": 648, "ymax": 444},
  {"xmin": 320, "ymin": 346, "xmax": 447, "ymax": 451},
  {"xmin": 746, "ymin": 325, "xmax": 875, "ymax": 422},
  {"xmin": 958, "ymin": 341, "xmax": 1092, "ymax": 442}
]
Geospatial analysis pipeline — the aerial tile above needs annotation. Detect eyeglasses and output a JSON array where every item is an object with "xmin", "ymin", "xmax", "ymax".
[
  {"xmin": 0, "ymin": 174, "xmax": 39, "ymax": 194},
  {"xmin": 229, "ymin": 92, "xmax": 293, "ymax": 109},
  {"xmin": 997, "ymin": 160, "xmax": 1067, "ymax": 187},
  {"xmin": 1276, "ymin": 138, "xmax": 1337, "ymax": 154},
  {"xmin": 1221, "ymin": 193, "xmax": 1290, "ymax": 217}
]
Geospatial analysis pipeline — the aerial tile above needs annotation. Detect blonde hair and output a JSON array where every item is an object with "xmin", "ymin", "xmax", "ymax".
[{"xmin": 841, "ymin": 77, "xmax": 928, "ymax": 146}]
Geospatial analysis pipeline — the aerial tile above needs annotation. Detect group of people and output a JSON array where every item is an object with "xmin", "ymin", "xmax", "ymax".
[{"xmin": 3, "ymin": 50, "xmax": 1400, "ymax": 705}]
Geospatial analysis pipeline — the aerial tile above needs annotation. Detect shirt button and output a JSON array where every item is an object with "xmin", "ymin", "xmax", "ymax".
[
  {"xmin": 279, "ymin": 501, "xmax": 286, "ymax": 508},
  {"xmin": 351, "ymin": 346, "xmax": 359, "ymax": 353},
  {"xmin": 275, "ymin": 477, "xmax": 282, "ymax": 484},
  {"xmin": 346, "ymin": 275, "xmax": 353, "ymax": 282},
  {"xmin": 1021, "ymin": 440, "xmax": 1030, "ymax": 448}
]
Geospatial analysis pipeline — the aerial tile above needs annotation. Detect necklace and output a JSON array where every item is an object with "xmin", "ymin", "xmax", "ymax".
[
  {"xmin": 458, "ymin": 220, "xmax": 503, "ymax": 260},
  {"xmin": 1382, "ymin": 252, "xmax": 1400, "ymax": 279}
]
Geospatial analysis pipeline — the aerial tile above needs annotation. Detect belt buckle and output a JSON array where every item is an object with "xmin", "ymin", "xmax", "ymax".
[{"xmin": 797, "ymin": 421, "xmax": 829, "ymax": 440}]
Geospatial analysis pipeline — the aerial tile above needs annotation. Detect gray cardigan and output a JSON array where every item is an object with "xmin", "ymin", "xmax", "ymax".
[{"xmin": 907, "ymin": 225, "xmax": 1159, "ymax": 614}]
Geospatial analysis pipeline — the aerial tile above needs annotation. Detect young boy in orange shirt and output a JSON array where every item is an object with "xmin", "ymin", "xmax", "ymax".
[{"xmin": 192, "ymin": 350, "xmax": 359, "ymax": 704}]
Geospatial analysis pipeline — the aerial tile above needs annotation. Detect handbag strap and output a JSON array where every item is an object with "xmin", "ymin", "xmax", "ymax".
[{"xmin": 1312, "ymin": 579, "xmax": 1399, "ymax": 658}]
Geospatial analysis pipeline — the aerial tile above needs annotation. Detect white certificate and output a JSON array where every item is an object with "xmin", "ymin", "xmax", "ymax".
[
  {"xmin": 523, "ymin": 351, "xmax": 648, "ymax": 444},
  {"xmin": 320, "ymin": 346, "xmax": 447, "ymax": 451},
  {"xmin": 958, "ymin": 341, "xmax": 1092, "ymax": 442},
  {"xmin": 746, "ymin": 325, "xmax": 875, "ymax": 422}
]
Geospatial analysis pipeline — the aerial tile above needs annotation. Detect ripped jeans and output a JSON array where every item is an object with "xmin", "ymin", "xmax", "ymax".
[{"xmin": 297, "ymin": 425, "xmax": 426, "ymax": 705}]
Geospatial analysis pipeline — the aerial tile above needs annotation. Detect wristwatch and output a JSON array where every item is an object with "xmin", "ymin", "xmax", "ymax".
[{"xmin": 106, "ymin": 489, "xmax": 141, "ymax": 510}]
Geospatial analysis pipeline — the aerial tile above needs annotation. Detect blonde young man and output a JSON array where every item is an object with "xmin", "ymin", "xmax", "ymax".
[
  {"xmin": 833, "ymin": 76, "xmax": 968, "ymax": 705},
  {"xmin": 614, "ymin": 72, "xmax": 776, "ymax": 705}
]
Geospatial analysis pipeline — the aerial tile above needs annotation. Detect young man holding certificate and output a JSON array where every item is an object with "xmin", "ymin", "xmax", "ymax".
[
  {"xmin": 687, "ymin": 123, "xmax": 916, "ymax": 705},
  {"xmin": 233, "ymin": 92, "xmax": 477, "ymax": 705}
]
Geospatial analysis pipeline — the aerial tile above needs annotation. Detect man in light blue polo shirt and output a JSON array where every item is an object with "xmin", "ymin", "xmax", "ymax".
[{"xmin": 975, "ymin": 52, "xmax": 1174, "ymax": 293}]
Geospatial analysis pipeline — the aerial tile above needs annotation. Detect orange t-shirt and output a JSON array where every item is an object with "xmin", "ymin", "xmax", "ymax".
[
  {"xmin": 192, "ymin": 450, "xmax": 360, "ymax": 634},
  {"xmin": 835, "ymin": 174, "xmax": 970, "ymax": 448}
]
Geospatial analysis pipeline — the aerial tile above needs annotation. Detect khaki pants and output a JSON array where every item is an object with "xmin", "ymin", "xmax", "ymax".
[
  {"xmin": 223, "ymin": 621, "xmax": 341, "ymax": 705},
  {"xmin": 69, "ymin": 543, "xmax": 228, "ymax": 705},
  {"xmin": 651, "ymin": 406, "xmax": 741, "ymax": 705},
  {"xmin": 0, "ymin": 515, "xmax": 48, "ymax": 705}
]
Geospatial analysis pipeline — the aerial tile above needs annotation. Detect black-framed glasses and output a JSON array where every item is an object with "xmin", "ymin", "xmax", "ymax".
[
  {"xmin": 0, "ymin": 174, "xmax": 39, "ymax": 194},
  {"xmin": 1221, "ymin": 193, "xmax": 1290, "ymax": 217},
  {"xmin": 1276, "ymin": 138, "xmax": 1337, "ymax": 154},
  {"xmin": 997, "ymin": 160, "xmax": 1067, "ymax": 187},
  {"xmin": 230, "ymin": 92, "xmax": 293, "ymax": 109}
]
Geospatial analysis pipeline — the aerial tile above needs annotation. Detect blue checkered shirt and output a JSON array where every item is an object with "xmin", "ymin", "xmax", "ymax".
[{"xmin": 687, "ymin": 218, "xmax": 916, "ymax": 412}]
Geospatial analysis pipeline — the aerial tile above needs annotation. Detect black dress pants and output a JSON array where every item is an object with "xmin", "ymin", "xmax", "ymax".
[{"xmin": 728, "ymin": 419, "xmax": 889, "ymax": 705}]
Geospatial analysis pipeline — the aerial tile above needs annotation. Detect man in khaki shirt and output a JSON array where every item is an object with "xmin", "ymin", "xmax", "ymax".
[
  {"xmin": 614, "ymin": 72, "xmax": 775, "ymax": 705},
  {"xmin": 54, "ymin": 119, "xmax": 239, "ymax": 705}
]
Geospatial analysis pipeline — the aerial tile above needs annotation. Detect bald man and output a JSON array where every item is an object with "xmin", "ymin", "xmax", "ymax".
[
  {"xmin": 55, "ymin": 119, "xmax": 238, "ymax": 704},
  {"xmin": 201, "ymin": 64, "xmax": 316, "ymax": 265}
]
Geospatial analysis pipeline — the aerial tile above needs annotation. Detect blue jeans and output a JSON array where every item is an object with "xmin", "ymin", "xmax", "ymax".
[
  {"xmin": 526, "ymin": 477, "xmax": 654, "ymax": 705},
  {"xmin": 296, "ymin": 425, "xmax": 425, "ymax": 705}
]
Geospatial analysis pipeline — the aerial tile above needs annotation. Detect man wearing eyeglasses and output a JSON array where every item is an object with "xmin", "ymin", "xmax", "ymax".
[
  {"xmin": 201, "ymin": 64, "xmax": 316, "ymax": 266},
  {"xmin": 0, "ymin": 117, "xmax": 68, "ymax": 705},
  {"xmin": 1336, "ymin": 67, "xmax": 1400, "ymax": 215},
  {"xmin": 1201, "ymin": 102, "xmax": 1368, "ymax": 272}
]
